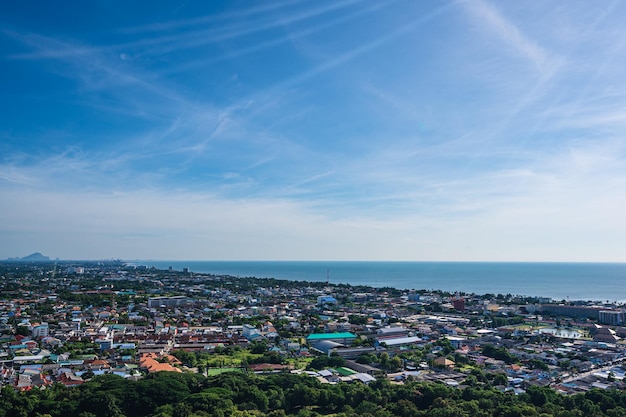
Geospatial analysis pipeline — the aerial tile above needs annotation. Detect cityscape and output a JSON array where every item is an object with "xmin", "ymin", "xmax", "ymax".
[
  {"xmin": 2, "ymin": 259, "xmax": 626, "ymax": 400},
  {"xmin": 3, "ymin": 1, "xmax": 626, "ymax": 415}
]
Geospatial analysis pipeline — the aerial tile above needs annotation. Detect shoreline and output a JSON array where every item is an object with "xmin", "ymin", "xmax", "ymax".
[{"xmin": 134, "ymin": 260, "xmax": 626, "ymax": 304}]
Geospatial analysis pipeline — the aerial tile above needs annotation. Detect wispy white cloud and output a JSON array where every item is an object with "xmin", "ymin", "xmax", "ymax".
[
  {"xmin": 119, "ymin": 0, "xmax": 308, "ymax": 34},
  {"xmin": 3, "ymin": 30, "xmax": 198, "ymax": 111},
  {"xmin": 3, "ymin": 1, "xmax": 626, "ymax": 261},
  {"xmin": 2, "ymin": 26, "xmax": 271, "ymax": 177},
  {"xmin": 275, "ymin": 2, "xmax": 456, "ymax": 89},
  {"xmin": 2, "ymin": 156, "xmax": 626, "ymax": 261},
  {"xmin": 463, "ymin": 0, "xmax": 554, "ymax": 74},
  {"xmin": 0, "ymin": 166, "xmax": 36, "ymax": 186},
  {"xmin": 161, "ymin": 1, "xmax": 389, "ymax": 76},
  {"xmin": 28, "ymin": 0, "xmax": 363, "ymax": 67},
  {"xmin": 132, "ymin": 0, "xmax": 363, "ymax": 52}
]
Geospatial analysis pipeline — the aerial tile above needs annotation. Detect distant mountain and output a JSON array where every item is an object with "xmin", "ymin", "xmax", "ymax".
[{"xmin": 6, "ymin": 252, "xmax": 51, "ymax": 261}]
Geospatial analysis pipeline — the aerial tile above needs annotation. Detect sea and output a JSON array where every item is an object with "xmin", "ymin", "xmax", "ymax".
[{"xmin": 134, "ymin": 261, "xmax": 626, "ymax": 303}]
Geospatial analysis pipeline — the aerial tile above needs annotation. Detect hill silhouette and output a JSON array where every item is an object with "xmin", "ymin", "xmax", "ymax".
[{"xmin": 6, "ymin": 252, "xmax": 51, "ymax": 261}]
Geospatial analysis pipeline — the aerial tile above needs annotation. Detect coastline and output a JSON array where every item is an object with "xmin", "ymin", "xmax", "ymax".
[{"xmin": 132, "ymin": 260, "xmax": 626, "ymax": 303}]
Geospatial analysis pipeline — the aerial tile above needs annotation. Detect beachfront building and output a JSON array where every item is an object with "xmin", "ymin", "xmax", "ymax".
[
  {"xmin": 540, "ymin": 304, "xmax": 604, "ymax": 320},
  {"xmin": 599, "ymin": 310, "xmax": 624, "ymax": 326}
]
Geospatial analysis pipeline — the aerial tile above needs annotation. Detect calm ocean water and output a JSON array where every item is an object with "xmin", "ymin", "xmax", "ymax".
[{"xmin": 136, "ymin": 261, "xmax": 626, "ymax": 302}]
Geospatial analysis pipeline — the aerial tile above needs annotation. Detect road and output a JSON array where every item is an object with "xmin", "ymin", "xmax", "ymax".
[{"xmin": 561, "ymin": 357, "xmax": 625, "ymax": 384}]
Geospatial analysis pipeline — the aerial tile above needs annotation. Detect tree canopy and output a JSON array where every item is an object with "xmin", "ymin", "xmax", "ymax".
[{"xmin": 2, "ymin": 371, "xmax": 626, "ymax": 417}]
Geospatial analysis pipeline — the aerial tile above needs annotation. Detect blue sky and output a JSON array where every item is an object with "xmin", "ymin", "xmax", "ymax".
[{"xmin": 1, "ymin": 1, "xmax": 626, "ymax": 261}]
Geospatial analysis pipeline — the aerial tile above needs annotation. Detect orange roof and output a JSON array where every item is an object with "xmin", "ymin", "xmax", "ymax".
[
  {"xmin": 434, "ymin": 357, "xmax": 455, "ymax": 366},
  {"xmin": 139, "ymin": 353, "xmax": 182, "ymax": 373}
]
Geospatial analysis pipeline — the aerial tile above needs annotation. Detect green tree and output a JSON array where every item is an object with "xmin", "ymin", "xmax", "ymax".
[
  {"xmin": 493, "ymin": 373, "xmax": 509, "ymax": 387},
  {"xmin": 389, "ymin": 356, "xmax": 403, "ymax": 372}
]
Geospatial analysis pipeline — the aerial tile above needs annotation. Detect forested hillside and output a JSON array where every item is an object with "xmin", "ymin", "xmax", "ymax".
[{"xmin": 1, "ymin": 371, "xmax": 626, "ymax": 417}]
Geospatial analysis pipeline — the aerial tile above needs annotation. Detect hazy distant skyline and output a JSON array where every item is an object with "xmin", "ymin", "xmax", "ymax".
[{"xmin": 2, "ymin": 1, "xmax": 626, "ymax": 261}]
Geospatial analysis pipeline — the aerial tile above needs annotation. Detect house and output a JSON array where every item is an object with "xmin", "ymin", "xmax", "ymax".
[
  {"xmin": 32, "ymin": 323, "xmax": 49, "ymax": 338},
  {"xmin": 58, "ymin": 371, "xmax": 85, "ymax": 386},
  {"xmin": 242, "ymin": 324, "xmax": 262, "ymax": 341},
  {"xmin": 433, "ymin": 357, "xmax": 455, "ymax": 369},
  {"xmin": 317, "ymin": 296, "xmax": 338, "ymax": 306},
  {"xmin": 592, "ymin": 326, "xmax": 620, "ymax": 343},
  {"xmin": 138, "ymin": 353, "xmax": 182, "ymax": 373}
]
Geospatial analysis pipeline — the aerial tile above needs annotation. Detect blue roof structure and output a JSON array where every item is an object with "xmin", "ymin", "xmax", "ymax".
[{"xmin": 306, "ymin": 332, "xmax": 356, "ymax": 341}]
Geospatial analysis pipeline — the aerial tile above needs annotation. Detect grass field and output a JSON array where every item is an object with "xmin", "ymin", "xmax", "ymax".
[{"xmin": 205, "ymin": 367, "xmax": 244, "ymax": 376}]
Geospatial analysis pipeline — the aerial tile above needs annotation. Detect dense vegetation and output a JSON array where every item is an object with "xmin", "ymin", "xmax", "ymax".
[{"xmin": 2, "ymin": 371, "xmax": 626, "ymax": 417}]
